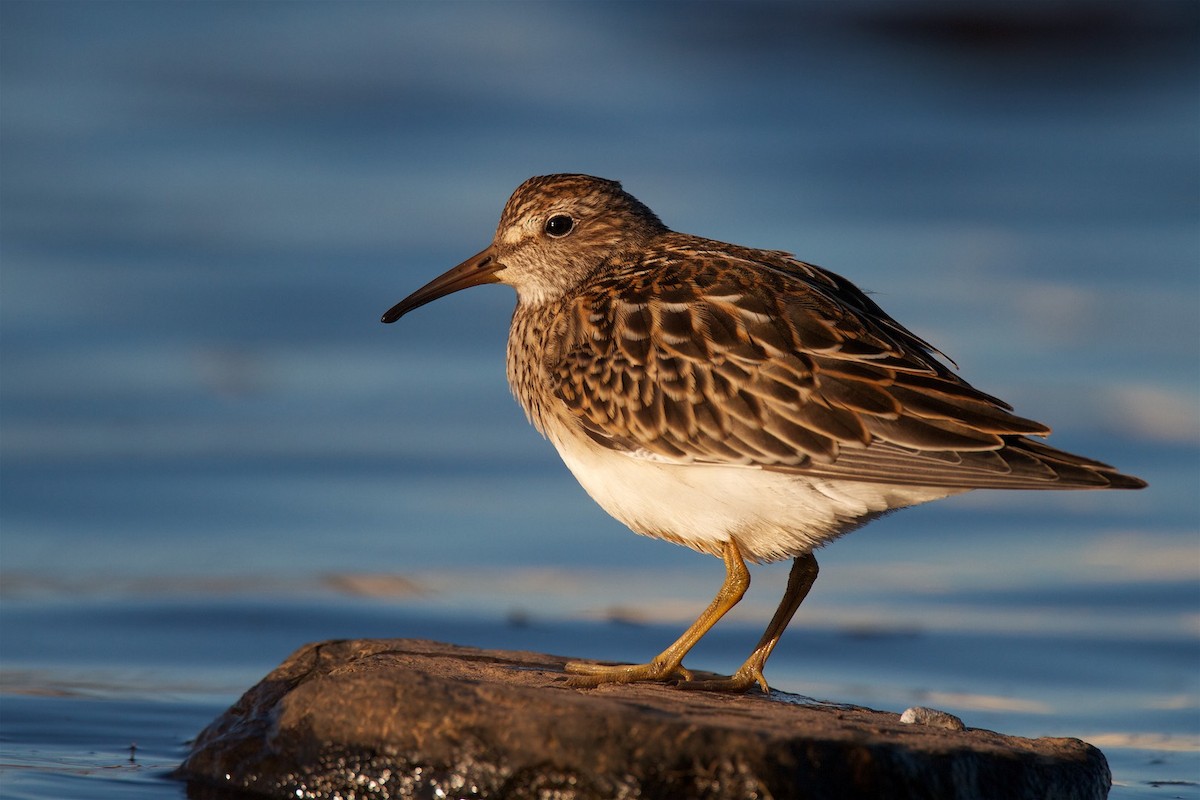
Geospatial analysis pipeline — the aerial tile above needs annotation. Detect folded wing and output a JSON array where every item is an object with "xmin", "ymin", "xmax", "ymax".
[{"xmin": 549, "ymin": 238, "xmax": 1144, "ymax": 491}]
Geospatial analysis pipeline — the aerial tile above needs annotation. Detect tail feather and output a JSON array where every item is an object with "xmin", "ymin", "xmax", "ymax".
[{"xmin": 787, "ymin": 435, "xmax": 1146, "ymax": 491}]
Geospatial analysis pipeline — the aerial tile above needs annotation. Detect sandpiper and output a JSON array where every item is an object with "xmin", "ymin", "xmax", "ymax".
[{"xmin": 382, "ymin": 174, "xmax": 1145, "ymax": 693}]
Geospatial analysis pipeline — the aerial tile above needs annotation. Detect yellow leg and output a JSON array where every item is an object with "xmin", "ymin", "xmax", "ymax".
[
  {"xmin": 682, "ymin": 552, "xmax": 818, "ymax": 693},
  {"xmin": 565, "ymin": 539, "xmax": 750, "ymax": 687}
]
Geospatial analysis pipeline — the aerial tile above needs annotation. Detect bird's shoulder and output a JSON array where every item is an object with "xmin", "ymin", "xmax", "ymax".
[{"xmin": 558, "ymin": 232, "xmax": 957, "ymax": 385}]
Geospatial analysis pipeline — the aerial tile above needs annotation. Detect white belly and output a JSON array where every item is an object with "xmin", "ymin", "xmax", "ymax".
[{"xmin": 550, "ymin": 426, "xmax": 962, "ymax": 564}]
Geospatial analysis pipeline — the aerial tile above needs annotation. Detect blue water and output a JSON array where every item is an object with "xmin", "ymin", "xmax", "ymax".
[{"xmin": 2, "ymin": 2, "xmax": 1197, "ymax": 798}]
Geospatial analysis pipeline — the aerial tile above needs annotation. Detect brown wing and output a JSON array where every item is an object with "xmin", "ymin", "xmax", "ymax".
[{"xmin": 548, "ymin": 236, "xmax": 1144, "ymax": 490}]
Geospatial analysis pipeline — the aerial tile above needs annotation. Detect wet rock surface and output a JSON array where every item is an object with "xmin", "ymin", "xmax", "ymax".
[{"xmin": 177, "ymin": 638, "xmax": 1110, "ymax": 799}]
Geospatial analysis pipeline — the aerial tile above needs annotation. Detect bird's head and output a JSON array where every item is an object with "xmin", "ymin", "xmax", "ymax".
[{"xmin": 382, "ymin": 174, "xmax": 666, "ymax": 322}]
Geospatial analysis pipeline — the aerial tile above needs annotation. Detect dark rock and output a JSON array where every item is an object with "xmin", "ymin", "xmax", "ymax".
[{"xmin": 177, "ymin": 638, "xmax": 1110, "ymax": 799}]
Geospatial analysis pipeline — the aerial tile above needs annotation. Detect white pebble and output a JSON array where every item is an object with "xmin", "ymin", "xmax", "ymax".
[{"xmin": 900, "ymin": 706, "xmax": 966, "ymax": 731}]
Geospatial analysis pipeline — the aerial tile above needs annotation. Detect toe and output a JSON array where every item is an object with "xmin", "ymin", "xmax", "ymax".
[
  {"xmin": 676, "ymin": 666, "xmax": 769, "ymax": 694},
  {"xmin": 561, "ymin": 660, "xmax": 692, "ymax": 686}
]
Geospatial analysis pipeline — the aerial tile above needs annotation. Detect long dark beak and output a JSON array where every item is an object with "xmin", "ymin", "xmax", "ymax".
[{"xmin": 381, "ymin": 248, "xmax": 501, "ymax": 323}]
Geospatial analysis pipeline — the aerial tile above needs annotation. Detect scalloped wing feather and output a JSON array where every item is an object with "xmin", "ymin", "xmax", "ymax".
[{"xmin": 548, "ymin": 238, "xmax": 1139, "ymax": 490}]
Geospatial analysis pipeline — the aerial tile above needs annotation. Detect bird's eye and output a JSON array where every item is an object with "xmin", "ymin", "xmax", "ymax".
[{"xmin": 544, "ymin": 214, "xmax": 575, "ymax": 238}]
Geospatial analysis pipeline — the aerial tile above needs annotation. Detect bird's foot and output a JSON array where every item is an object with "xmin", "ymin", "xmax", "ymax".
[
  {"xmin": 676, "ymin": 663, "xmax": 770, "ymax": 694},
  {"xmin": 563, "ymin": 659, "xmax": 693, "ymax": 688}
]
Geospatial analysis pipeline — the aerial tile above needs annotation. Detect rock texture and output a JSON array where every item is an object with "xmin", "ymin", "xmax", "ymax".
[{"xmin": 178, "ymin": 638, "xmax": 1110, "ymax": 800}]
